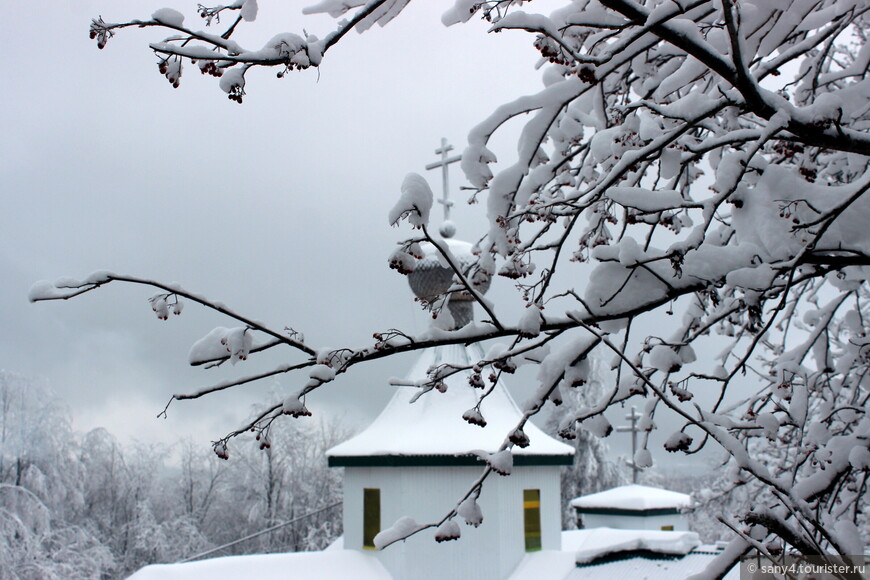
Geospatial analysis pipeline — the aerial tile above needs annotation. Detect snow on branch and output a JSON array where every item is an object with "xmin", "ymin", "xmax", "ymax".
[
  {"xmin": 388, "ymin": 173, "xmax": 433, "ymax": 228},
  {"xmin": 89, "ymin": 0, "xmax": 408, "ymax": 101},
  {"xmin": 30, "ymin": 272, "xmax": 314, "ymax": 359}
]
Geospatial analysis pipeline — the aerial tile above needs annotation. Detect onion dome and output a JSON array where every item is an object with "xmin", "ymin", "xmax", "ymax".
[{"xmin": 407, "ymin": 238, "xmax": 490, "ymax": 329}]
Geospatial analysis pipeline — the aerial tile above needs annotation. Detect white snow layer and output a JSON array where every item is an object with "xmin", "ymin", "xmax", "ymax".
[
  {"xmin": 126, "ymin": 549, "xmax": 390, "ymax": 580},
  {"xmin": 240, "ymin": 0, "xmax": 258, "ymax": 21},
  {"xmin": 327, "ymin": 343, "xmax": 574, "ymax": 458},
  {"xmin": 388, "ymin": 173, "xmax": 433, "ymax": 228},
  {"xmin": 563, "ymin": 527, "xmax": 700, "ymax": 564},
  {"xmin": 510, "ymin": 530, "xmax": 734, "ymax": 579},
  {"xmin": 151, "ymin": 7, "xmax": 184, "ymax": 26},
  {"xmin": 373, "ymin": 516, "xmax": 424, "ymax": 549},
  {"xmin": 570, "ymin": 484, "xmax": 691, "ymax": 511}
]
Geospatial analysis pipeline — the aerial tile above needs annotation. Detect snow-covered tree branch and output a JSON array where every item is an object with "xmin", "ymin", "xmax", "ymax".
[{"xmin": 32, "ymin": 0, "xmax": 870, "ymax": 571}]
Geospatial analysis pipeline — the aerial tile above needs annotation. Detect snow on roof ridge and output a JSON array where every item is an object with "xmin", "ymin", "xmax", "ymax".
[{"xmin": 570, "ymin": 484, "xmax": 691, "ymax": 511}]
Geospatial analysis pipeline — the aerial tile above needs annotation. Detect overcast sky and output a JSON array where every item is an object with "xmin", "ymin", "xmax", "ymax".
[
  {"xmin": 1, "ymin": 0, "xmax": 718, "ymax": 472},
  {"xmin": 2, "ymin": 0, "xmax": 544, "ymax": 440}
]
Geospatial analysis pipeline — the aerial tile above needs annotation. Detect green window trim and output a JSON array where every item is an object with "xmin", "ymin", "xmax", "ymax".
[
  {"xmin": 524, "ymin": 489, "xmax": 542, "ymax": 552},
  {"xmin": 363, "ymin": 488, "xmax": 381, "ymax": 549}
]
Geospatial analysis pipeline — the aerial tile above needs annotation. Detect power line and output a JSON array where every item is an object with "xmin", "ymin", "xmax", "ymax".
[{"xmin": 180, "ymin": 501, "xmax": 342, "ymax": 563}]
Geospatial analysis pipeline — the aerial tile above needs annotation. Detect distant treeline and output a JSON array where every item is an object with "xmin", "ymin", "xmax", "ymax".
[{"xmin": 0, "ymin": 370, "xmax": 344, "ymax": 580}]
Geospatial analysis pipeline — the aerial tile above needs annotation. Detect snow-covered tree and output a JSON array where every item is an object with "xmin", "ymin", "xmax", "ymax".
[
  {"xmin": 32, "ymin": 0, "xmax": 870, "ymax": 574},
  {"xmin": 213, "ymin": 418, "xmax": 345, "ymax": 554},
  {"xmin": 545, "ymin": 357, "xmax": 624, "ymax": 529},
  {"xmin": 176, "ymin": 441, "xmax": 225, "ymax": 529},
  {"xmin": 0, "ymin": 373, "xmax": 115, "ymax": 579},
  {"xmin": 0, "ymin": 372, "xmax": 349, "ymax": 577}
]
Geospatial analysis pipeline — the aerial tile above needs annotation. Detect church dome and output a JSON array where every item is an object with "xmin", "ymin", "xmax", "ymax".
[{"xmin": 406, "ymin": 238, "xmax": 491, "ymax": 329}]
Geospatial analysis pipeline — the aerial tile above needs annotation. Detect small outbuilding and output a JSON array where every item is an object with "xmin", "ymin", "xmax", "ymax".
[{"xmin": 569, "ymin": 484, "xmax": 691, "ymax": 531}]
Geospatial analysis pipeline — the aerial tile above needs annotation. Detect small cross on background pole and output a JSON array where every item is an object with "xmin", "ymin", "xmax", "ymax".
[
  {"xmin": 425, "ymin": 137, "xmax": 462, "ymax": 237},
  {"xmin": 616, "ymin": 406, "xmax": 643, "ymax": 484}
]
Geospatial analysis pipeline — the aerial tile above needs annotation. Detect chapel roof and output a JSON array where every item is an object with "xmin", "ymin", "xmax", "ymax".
[
  {"xmin": 327, "ymin": 341, "xmax": 574, "ymax": 466},
  {"xmin": 569, "ymin": 484, "xmax": 691, "ymax": 513}
]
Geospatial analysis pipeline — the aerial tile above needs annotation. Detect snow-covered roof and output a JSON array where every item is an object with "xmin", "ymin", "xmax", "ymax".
[
  {"xmin": 328, "ymin": 343, "xmax": 574, "ymax": 465},
  {"xmin": 569, "ymin": 484, "xmax": 691, "ymax": 513},
  {"xmin": 511, "ymin": 548, "xmax": 739, "ymax": 580},
  {"xmin": 509, "ymin": 529, "xmax": 738, "ymax": 580},
  {"xmin": 126, "ymin": 549, "xmax": 391, "ymax": 580},
  {"xmin": 562, "ymin": 527, "xmax": 699, "ymax": 564},
  {"xmin": 126, "ymin": 529, "xmax": 737, "ymax": 580}
]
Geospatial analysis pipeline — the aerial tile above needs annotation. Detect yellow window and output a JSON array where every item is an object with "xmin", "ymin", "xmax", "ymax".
[
  {"xmin": 661, "ymin": 525, "xmax": 674, "ymax": 531},
  {"xmin": 363, "ymin": 488, "xmax": 381, "ymax": 549},
  {"xmin": 524, "ymin": 489, "xmax": 542, "ymax": 552}
]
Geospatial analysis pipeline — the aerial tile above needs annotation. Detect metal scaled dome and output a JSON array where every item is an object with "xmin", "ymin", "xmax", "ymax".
[{"xmin": 406, "ymin": 238, "xmax": 491, "ymax": 329}]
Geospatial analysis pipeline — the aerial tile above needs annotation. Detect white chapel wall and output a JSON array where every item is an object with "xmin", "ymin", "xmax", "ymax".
[{"xmin": 343, "ymin": 464, "xmax": 562, "ymax": 580}]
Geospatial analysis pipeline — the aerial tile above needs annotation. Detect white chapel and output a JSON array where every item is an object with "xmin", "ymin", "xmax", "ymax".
[
  {"xmin": 326, "ymin": 234, "xmax": 575, "ymax": 580},
  {"xmin": 127, "ymin": 150, "xmax": 740, "ymax": 580}
]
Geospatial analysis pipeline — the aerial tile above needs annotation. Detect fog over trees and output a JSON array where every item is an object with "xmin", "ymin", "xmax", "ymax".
[{"xmin": 26, "ymin": 0, "xmax": 870, "ymax": 575}]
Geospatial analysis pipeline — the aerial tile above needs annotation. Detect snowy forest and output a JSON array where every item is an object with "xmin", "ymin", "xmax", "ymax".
[
  {"xmin": 0, "ymin": 371, "xmax": 344, "ymax": 578},
  {"xmin": 13, "ymin": 0, "xmax": 870, "ymax": 577}
]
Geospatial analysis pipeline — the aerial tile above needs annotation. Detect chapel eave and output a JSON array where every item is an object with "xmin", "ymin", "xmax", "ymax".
[{"xmin": 328, "ymin": 453, "xmax": 574, "ymax": 468}]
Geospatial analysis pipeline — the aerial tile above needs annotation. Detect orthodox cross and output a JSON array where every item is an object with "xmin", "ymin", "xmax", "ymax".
[
  {"xmin": 425, "ymin": 137, "xmax": 462, "ymax": 224},
  {"xmin": 616, "ymin": 406, "xmax": 642, "ymax": 484}
]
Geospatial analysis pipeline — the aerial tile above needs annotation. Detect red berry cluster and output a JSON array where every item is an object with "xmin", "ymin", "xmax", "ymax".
[
  {"xmin": 468, "ymin": 368, "xmax": 485, "ymax": 389},
  {"xmin": 388, "ymin": 250, "xmax": 416, "ymax": 275},
  {"xmin": 534, "ymin": 35, "xmax": 570, "ymax": 66},
  {"xmin": 771, "ymin": 141, "xmax": 805, "ymax": 160},
  {"xmin": 462, "ymin": 407, "xmax": 487, "ymax": 427},
  {"xmin": 157, "ymin": 58, "xmax": 182, "ymax": 88},
  {"xmin": 255, "ymin": 433, "xmax": 271, "ymax": 450},
  {"xmin": 198, "ymin": 60, "xmax": 224, "ymax": 78},
  {"xmin": 663, "ymin": 432, "xmax": 693, "ymax": 453},
  {"xmin": 558, "ymin": 425, "xmax": 577, "ymax": 440},
  {"xmin": 508, "ymin": 428, "xmax": 530, "ymax": 448},
  {"xmin": 669, "ymin": 382, "xmax": 694, "ymax": 402},
  {"xmin": 214, "ymin": 443, "xmax": 229, "ymax": 460},
  {"xmin": 577, "ymin": 66, "xmax": 596, "ymax": 84},
  {"xmin": 227, "ymin": 84, "xmax": 245, "ymax": 104},
  {"xmin": 434, "ymin": 521, "xmax": 461, "ymax": 543},
  {"xmin": 89, "ymin": 18, "xmax": 112, "ymax": 50},
  {"xmin": 492, "ymin": 358, "xmax": 516, "ymax": 374},
  {"xmin": 282, "ymin": 399, "xmax": 312, "ymax": 418}
]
